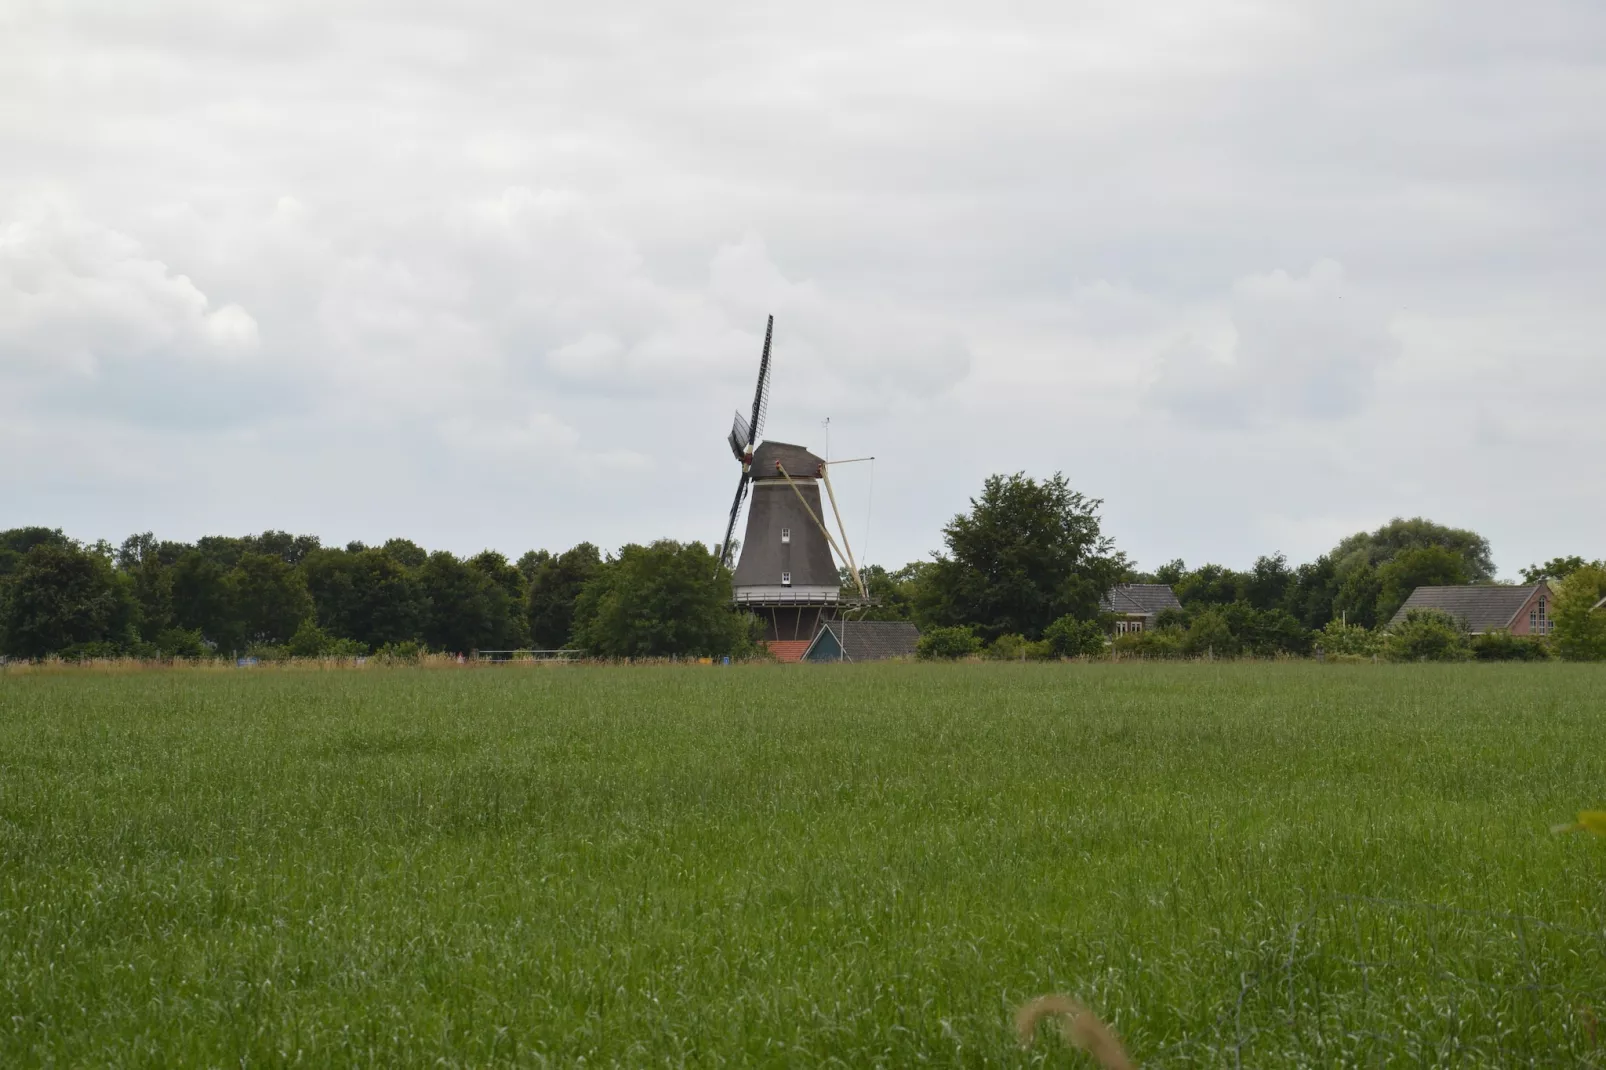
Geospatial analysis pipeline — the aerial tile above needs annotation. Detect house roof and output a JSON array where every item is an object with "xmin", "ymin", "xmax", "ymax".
[
  {"xmin": 805, "ymin": 620, "xmax": 920, "ymax": 662},
  {"xmin": 1100, "ymin": 584, "xmax": 1183, "ymax": 618},
  {"xmin": 751, "ymin": 441, "xmax": 824, "ymax": 480},
  {"xmin": 1387, "ymin": 584, "xmax": 1548, "ymax": 633}
]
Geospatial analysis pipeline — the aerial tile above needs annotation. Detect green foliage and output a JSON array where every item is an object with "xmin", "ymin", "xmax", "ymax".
[
  {"xmin": 1468, "ymin": 630, "xmax": 1552, "ymax": 662},
  {"xmin": 374, "ymin": 640, "xmax": 426, "ymax": 663},
  {"xmin": 1174, "ymin": 563, "xmax": 1244, "ymax": 607},
  {"xmin": 1552, "ymin": 566, "xmax": 1606, "ymax": 662},
  {"xmin": 1318, "ymin": 619, "xmax": 1381, "ymax": 657},
  {"xmin": 301, "ymin": 548, "xmax": 427, "ymax": 651},
  {"xmin": 416, "ymin": 551, "xmax": 522, "ymax": 653},
  {"xmin": 1332, "ymin": 517, "xmax": 1495, "ymax": 582},
  {"xmin": 230, "ymin": 553, "xmax": 315, "ymax": 646},
  {"xmin": 918, "ymin": 472, "xmax": 1127, "ymax": 640},
  {"xmin": 570, "ymin": 541, "xmax": 753, "ymax": 659},
  {"xmin": 915, "ymin": 625, "xmax": 981, "ymax": 660},
  {"xmin": 1519, "ymin": 556, "xmax": 1602, "ymax": 584},
  {"xmin": 1110, "ymin": 626, "xmax": 1185, "ymax": 658},
  {"xmin": 1374, "ymin": 546, "xmax": 1469, "ymax": 625},
  {"xmin": 847, "ymin": 562, "xmax": 928, "ymax": 622},
  {"xmin": 1182, "ymin": 609, "xmax": 1240, "ymax": 657},
  {"xmin": 527, "ymin": 543, "xmax": 601, "ymax": 649},
  {"xmin": 287, "ymin": 620, "xmax": 364, "ymax": 659},
  {"xmin": 0, "ymin": 543, "xmax": 136, "ymax": 658},
  {"xmin": 1331, "ymin": 563, "xmax": 1383, "ymax": 629},
  {"xmin": 1384, "ymin": 609, "xmax": 1470, "ymax": 662},
  {"xmin": 169, "ymin": 551, "xmax": 239, "ymax": 649},
  {"xmin": 1042, "ymin": 614, "xmax": 1107, "ymax": 658},
  {"xmin": 982, "ymin": 633, "xmax": 1030, "ymax": 660},
  {"xmin": 155, "ymin": 628, "xmax": 209, "ymax": 658}
]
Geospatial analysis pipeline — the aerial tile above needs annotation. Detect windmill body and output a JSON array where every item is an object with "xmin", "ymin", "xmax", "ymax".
[
  {"xmin": 717, "ymin": 317, "xmax": 869, "ymax": 647},
  {"xmin": 732, "ymin": 441, "xmax": 841, "ymax": 641}
]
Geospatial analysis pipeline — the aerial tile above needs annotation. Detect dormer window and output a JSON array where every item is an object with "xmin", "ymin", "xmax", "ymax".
[
  {"xmin": 781, "ymin": 528, "xmax": 791, "ymax": 544},
  {"xmin": 781, "ymin": 572, "xmax": 792, "ymax": 586}
]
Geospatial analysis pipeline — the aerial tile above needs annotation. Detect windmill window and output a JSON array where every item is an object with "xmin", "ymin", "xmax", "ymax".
[
  {"xmin": 781, "ymin": 528, "xmax": 791, "ymax": 544},
  {"xmin": 781, "ymin": 572, "xmax": 792, "ymax": 586}
]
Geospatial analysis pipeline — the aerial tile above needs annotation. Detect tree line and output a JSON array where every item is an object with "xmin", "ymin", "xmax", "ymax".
[
  {"xmin": 0, "ymin": 529, "xmax": 754, "ymax": 661},
  {"xmin": 2, "ymin": 472, "xmax": 1602, "ymax": 662}
]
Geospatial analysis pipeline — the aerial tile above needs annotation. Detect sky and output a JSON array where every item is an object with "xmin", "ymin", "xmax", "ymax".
[{"xmin": 2, "ymin": 0, "xmax": 1603, "ymax": 579}]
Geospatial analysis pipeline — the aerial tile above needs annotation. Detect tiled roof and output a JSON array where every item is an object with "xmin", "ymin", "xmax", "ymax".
[
  {"xmin": 808, "ymin": 620, "xmax": 920, "ymax": 662},
  {"xmin": 1387, "ymin": 584, "xmax": 1546, "ymax": 633},
  {"xmin": 1100, "ymin": 584, "xmax": 1182, "ymax": 617},
  {"xmin": 766, "ymin": 640, "xmax": 812, "ymax": 663}
]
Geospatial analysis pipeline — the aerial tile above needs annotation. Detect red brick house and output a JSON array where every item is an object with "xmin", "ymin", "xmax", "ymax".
[{"xmin": 1387, "ymin": 583, "xmax": 1554, "ymax": 636}]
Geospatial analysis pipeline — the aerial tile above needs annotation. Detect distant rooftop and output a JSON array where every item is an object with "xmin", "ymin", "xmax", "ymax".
[
  {"xmin": 1387, "ymin": 584, "xmax": 1547, "ymax": 633},
  {"xmin": 1101, "ymin": 584, "xmax": 1182, "ymax": 618}
]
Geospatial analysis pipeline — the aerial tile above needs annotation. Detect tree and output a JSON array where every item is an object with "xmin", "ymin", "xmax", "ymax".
[
  {"xmin": 916, "ymin": 625, "xmax": 981, "ymax": 660},
  {"xmin": 1331, "ymin": 563, "xmax": 1383, "ymax": 629},
  {"xmin": 1521, "ymin": 556, "xmax": 1603, "ymax": 584},
  {"xmin": 516, "ymin": 549, "xmax": 551, "ymax": 585},
  {"xmin": 1283, "ymin": 555, "xmax": 1339, "ymax": 629},
  {"xmin": 527, "ymin": 543, "xmax": 601, "ymax": 649},
  {"xmin": 570, "ymin": 540, "xmax": 754, "ymax": 658},
  {"xmin": 417, "ymin": 551, "xmax": 525, "ymax": 653},
  {"xmin": 301, "ymin": 547, "xmax": 426, "ymax": 650},
  {"xmin": 1374, "ymin": 546, "xmax": 1469, "ymax": 625},
  {"xmin": 1384, "ymin": 609, "xmax": 1470, "ymax": 662},
  {"xmin": 1332, "ymin": 517, "xmax": 1495, "ymax": 582},
  {"xmin": 170, "ymin": 551, "xmax": 239, "ymax": 648},
  {"xmin": 1552, "ymin": 565, "xmax": 1606, "ymax": 662},
  {"xmin": 230, "ymin": 553, "xmax": 315, "ymax": 645},
  {"xmin": 243, "ymin": 531, "xmax": 321, "ymax": 564},
  {"xmin": 1174, "ymin": 564, "xmax": 1246, "ymax": 607},
  {"xmin": 380, "ymin": 538, "xmax": 428, "ymax": 569},
  {"xmin": 1, "ymin": 543, "xmax": 136, "ymax": 658},
  {"xmin": 1181, "ymin": 609, "xmax": 1239, "ymax": 657},
  {"xmin": 1243, "ymin": 553, "xmax": 1293, "ymax": 612},
  {"xmin": 847, "ymin": 562, "xmax": 929, "ymax": 622},
  {"xmin": 918, "ymin": 472, "xmax": 1127, "ymax": 641}
]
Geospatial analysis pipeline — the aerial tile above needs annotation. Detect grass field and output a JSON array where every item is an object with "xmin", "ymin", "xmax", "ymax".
[{"xmin": 2, "ymin": 663, "xmax": 1603, "ymax": 1066}]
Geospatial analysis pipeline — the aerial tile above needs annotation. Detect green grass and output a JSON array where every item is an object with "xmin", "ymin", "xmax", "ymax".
[{"xmin": 1, "ymin": 663, "xmax": 1603, "ymax": 1066}]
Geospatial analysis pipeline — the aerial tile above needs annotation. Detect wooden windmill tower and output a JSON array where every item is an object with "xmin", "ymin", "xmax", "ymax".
[{"xmin": 717, "ymin": 316, "xmax": 870, "ymax": 648}]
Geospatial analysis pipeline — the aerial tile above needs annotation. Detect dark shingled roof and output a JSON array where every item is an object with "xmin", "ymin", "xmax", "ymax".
[
  {"xmin": 1387, "ymin": 584, "xmax": 1546, "ymax": 633},
  {"xmin": 805, "ymin": 620, "xmax": 921, "ymax": 662},
  {"xmin": 1100, "ymin": 584, "xmax": 1183, "ymax": 618},
  {"xmin": 751, "ymin": 440, "xmax": 824, "ymax": 480}
]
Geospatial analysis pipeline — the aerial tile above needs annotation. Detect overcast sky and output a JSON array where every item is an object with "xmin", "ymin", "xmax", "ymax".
[{"xmin": 2, "ymin": 0, "xmax": 1602, "ymax": 578}]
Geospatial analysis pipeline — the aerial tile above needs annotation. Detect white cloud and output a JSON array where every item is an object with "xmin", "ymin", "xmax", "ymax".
[
  {"xmin": 0, "ymin": 0, "xmax": 1602, "ymax": 571},
  {"xmin": 1150, "ymin": 260, "xmax": 1400, "ymax": 427},
  {"xmin": 0, "ymin": 199, "xmax": 259, "ymax": 378}
]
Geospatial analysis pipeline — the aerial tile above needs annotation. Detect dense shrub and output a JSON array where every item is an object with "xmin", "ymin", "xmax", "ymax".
[
  {"xmin": 1469, "ymin": 629, "xmax": 1552, "ymax": 662},
  {"xmin": 917, "ymin": 625, "xmax": 981, "ymax": 660},
  {"xmin": 1318, "ymin": 619, "xmax": 1381, "ymax": 656},
  {"xmin": 1043, "ymin": 615, "xmax": 1107, "ymax": 657},
  {"xmin": 983, "ymin": 633, "xmax": 1030, "ymax": 660},
  {"xmin": 1111, "ymin": 627, "xmax": 1185, "ymax": 659},
  {"xmin": 1384, "ymin": 609, "xmax": 1470, "ymax": 662}
]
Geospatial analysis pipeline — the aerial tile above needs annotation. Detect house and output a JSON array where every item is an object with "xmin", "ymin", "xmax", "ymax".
[
  {"xmin": 1386, "ymin": 583, "xmax": 1554, "ymax": 636},
  {"xmin": 802, "ymin": 620, "xmax": 921, "ymax": 662},
  {"xmin": 1099, "ymin": 584, "xmax": 1183, "ymax": 634}
]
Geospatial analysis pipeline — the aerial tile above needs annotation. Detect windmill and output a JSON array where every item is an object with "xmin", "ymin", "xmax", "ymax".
[{"xmin": 717, "ymin": 316, "xmax": 870, "ymax": 649}]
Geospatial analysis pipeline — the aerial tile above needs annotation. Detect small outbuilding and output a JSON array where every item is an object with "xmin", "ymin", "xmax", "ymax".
[
  {"xmin": 802, "ymin": 620, "xmax": 920, "ymax": 662},
  {"xmin": 1387, "ymin": 583, "xmax": 1554, "ymax": 636}
]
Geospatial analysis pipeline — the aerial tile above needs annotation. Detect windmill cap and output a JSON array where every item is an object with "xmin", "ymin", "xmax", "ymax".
[{"xmin": 751, "ymin": 441, "xmax": 824, "ymax": 478}]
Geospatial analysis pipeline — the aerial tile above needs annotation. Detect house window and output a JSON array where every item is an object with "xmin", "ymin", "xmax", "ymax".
[
  {"xmin": 781, "ymin": 528, "xmax": 791, "ymax": 544},
  {"xmin": 781, "ymin": 571, "xmax": 791, "ymax": 586},
  {"xmin": 1115, "ymin": 619, "xmax": 1143, "ymax": 635},
  {"xmin": 1537, "ymin": 596, "xmax": 1551, "ymax": 634}
]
